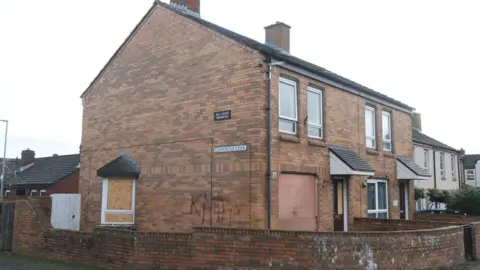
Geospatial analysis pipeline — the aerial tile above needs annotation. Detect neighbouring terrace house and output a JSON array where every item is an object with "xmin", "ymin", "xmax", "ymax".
[
  {"xmin": 411, "ymin": 113, "xmax": 463, "ymax": 210},
  {"xmin": 2, "ymin": 149, "xmax": 80, "ymax": 196},
  {"xmin": 463, "ymin": 154, "xmax": 480, "ymax": 187},
  {"xmin": 79, "ymin": 0, "xmax": 430, "ymax": 232}
]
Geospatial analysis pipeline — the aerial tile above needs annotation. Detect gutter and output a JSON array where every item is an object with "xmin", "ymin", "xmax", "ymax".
[{"xmin": 432, "ymin": 150, "xmax": 437, "ymax": 208}]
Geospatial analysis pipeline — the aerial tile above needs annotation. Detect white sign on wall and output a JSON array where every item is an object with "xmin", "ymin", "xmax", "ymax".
[{"xmin": 213, "ymin": 144, "xmax": 248, "ymax": 153}]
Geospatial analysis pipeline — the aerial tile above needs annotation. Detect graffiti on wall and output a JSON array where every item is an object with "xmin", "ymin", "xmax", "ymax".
[{"xmin": 190, "ymin": 191, "xmax": 240, "ymax": 226}]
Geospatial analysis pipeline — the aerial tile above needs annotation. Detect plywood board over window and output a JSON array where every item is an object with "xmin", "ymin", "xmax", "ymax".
[{"xmin": 101, "ymin": 178, "xmax": 136, "ymax": 225}]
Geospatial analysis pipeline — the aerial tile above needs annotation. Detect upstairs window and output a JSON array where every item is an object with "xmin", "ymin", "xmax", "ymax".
[
  {"xmin": 466, "ymin": 170, "xmax": 476, "ymax": 181},
  {"xmin": 365, "ymin": 106, "xmax": 376, "ymax": 148},
  {"xmin": 382, "ymin": 111, "xmax": 392, "ymax": 151},
  {"xmin": 423, "ymin": 149, "xmax": 429, "ymax": 170},
  {"xmin": 278, "ymin": 78, "xmax": 297, "ymax": 134},
  {"xmin": 440, "ymin": 153, "xmax": 445, "ymax": 178},
  {"xmin": 307, "ymin": 86, "xmax": 323, "ymax": 139},
  {"xmin": 451, "ymin": 155, "xmax": 456, "ymax": 179}
]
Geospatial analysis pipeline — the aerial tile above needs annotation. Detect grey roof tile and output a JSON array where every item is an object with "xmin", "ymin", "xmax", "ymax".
[
  {"xmin": 463, "ymin": 154, "xmax": 480, "ymax": 169},
  {"xmin": 97, "ymin": 152, "xmax": 141, "ymax": 179},
  {"xmin": 328, "ymin": 146, "xmax": 375, "ymax": 172},
  {"xmin": 412, "ymin": 129, "xmax": 458, "ymax": 152},
  {"xmin": 397, "ymin": 156, "xmax": 430, "ymax": 177},
  {"xmin": 5, "ymin": 154, "xmax": 80, "ymax": 187},
  {"xmin": 80, "ymin": 1, "xmax": 415, "ymax": 112}
]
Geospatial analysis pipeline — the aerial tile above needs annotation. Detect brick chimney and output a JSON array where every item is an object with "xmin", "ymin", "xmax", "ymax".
[
  {"xmin": 21, "ymin": 148, "xmax": 35, "ymax": 166},
  {"xmin": 265, "ymin": 21, "xmax": 291, "ymax": 53},
  {"xmin": 170, "ymin": 0, "xmax": 200, "ymax": 14},
  {"xmin": 412, "ymin": 112, "xmax": 422, "ymax": 131}
]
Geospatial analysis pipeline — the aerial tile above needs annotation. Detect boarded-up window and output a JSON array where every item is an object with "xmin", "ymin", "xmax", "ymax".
[{"xmin": 101, "ymin": 178, "xmax": 135, "ymax": 224}]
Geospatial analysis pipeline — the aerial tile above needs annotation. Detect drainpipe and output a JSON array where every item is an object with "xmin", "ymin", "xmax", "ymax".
[
  {"xmin": 266, "ymin": 57, "xmax": 273, "ymax": 230},
  {"xmin": 432, "ymin": 150, "xmax": 437, "ymax": 208},
  {"xmin": 265, "ymin": 57, "xmax": 285, "ymax": 230}
]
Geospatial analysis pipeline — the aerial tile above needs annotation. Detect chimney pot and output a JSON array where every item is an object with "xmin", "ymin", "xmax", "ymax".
[
  {"xmin": 265, "ymin": 21, "xmax": 291, "ymax": 53},
  {"xmin": 412, "ymin": 112, "xmax": 422, "ymax": 131},
  {"xmin": 21, "ymin": 149, "xmax": 35, "ymax": 166},
  {"xmin": 170, "ymin": 0, "xmax": 200, "ymax": 14}
]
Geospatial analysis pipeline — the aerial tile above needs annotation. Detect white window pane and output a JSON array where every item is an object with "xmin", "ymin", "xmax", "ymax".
[
  {"xmin": 308, "ymin": 126, "xmax": 322, "ymax": 138},
  {"xmin": 366, "ymin": 138, "xmax": 375, "ymax": 148},
  {"xmin": 365, "ymin": 109, "xmax": 374, "ymax": 137},
  {"xmin": 307, "ymin": 91, "xmax": 321, "ymax": 125},
  {"xmin": 279, "ymin": 81, "xmax": 296, "ymax": 119},
  {"xmin": 383, "ymin": 142, "xmax": 392, "ymax": 151},
  {"xmin": 382, "ymin": 114, "xmax": 391, "ymax": 141},
  {"xmin": 377, "ymin": 182, "xmax": 387, "ymax": 210},
  {"xmin": 367, "ymin": 183, "xmax": 376, "ymax": 210},
  {"xmin": 279, "ymin": 119, "xmax": 296, "ymax": 133},
  {"xmin": 377, "ymin": 212, "xmax": 388, "ymax": 219}
]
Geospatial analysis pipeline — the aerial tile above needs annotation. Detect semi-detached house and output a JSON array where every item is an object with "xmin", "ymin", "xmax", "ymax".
[{"xmin": 79, "ymin": 0, "xmax": 429, "ymax": 232}]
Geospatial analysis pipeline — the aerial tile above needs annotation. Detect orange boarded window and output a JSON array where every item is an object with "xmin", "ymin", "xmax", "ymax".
[{"xmin": 101, "ymin": 178, "xmax": 135, "ymax": 225}]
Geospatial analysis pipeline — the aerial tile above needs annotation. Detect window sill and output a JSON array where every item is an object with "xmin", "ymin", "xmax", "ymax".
[
  {"xmin": 308, "ymin": 138, "xmax": 326, "ymax": 147},
  {"xmin": 366, "ymin": 148, "xmax": 380, "ymax": 156},
  {"xmin": 383, "ymin": 152, "xmax": 395, "ymax": 158},
  {"xmin": 279, "ymin": 134, "xmax": 300, "ymax": 143}
]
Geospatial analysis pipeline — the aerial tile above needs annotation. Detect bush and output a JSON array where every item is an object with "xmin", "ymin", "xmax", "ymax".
[
  {"xmin": 447, "ymin": 186, "xmax": 480, "ymax": 215},
  {"xmin": 426, "ymin": 188, "xmax": 450, "ymax": 205},
  {"xmin": 414, "ymin": 187, "xmax": 426, "ymax": 201}
]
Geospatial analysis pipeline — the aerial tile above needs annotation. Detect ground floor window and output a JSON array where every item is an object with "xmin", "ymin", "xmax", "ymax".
[
  {"xmin": 367, "ymin": 179, "xmax": 388, "ymax": 218},
  {"xmin": 101, "ymin": 178, "xmax": 136, "ymax": 225}
]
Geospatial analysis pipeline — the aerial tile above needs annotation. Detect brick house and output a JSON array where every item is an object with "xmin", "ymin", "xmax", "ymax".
[
  {"xmin": 2, "ymin": 149, "xmax": 80, "ymax": 196},
  {"xmin": 79, "ymin": 0, "xmax": 429, "ymax": 232}
]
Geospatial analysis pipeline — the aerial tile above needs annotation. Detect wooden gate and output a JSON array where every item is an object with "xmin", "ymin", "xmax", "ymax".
[{"xmin": 0, "ymin": 202, "xmax": 15, "ymax": 251}]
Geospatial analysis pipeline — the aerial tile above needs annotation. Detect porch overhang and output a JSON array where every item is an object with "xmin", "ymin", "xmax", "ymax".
[
  {"xmin": 329, "ymin": 146, "xmax": 375, "ymax": 176},
  {"xmin": 396, "ymin": 156, "xmax": 430, "ymax": 180},
  {"xmin": 97, "ymin": 152, "xmax": 141, "ymax": 179}
]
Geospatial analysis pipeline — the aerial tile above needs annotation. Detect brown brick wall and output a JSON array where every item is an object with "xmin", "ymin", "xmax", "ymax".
[
  {"xmin": 12, "ymin": 200, "xmax": 465, "ymax": 269},
  {"xmin": 79, "ymin": 2, "xmax": 415, "ymax": 233},
  {"xmin": 269, "ymin": 68, "xmax": 415, "ymax": 229},
  {"xmin": 415, "ymin": 213, "xmax": 480, "ymax": 222},
  {"xmin": 80, "ymin": 5, "xmax": 267, "ymax": 232},
  {"xmin": 353, "ymin": 217, "xmax": 461, "ymax": 231},
  {"xmin": 46, "ymin": 171, "xmax": 79, "ymax": 194}
]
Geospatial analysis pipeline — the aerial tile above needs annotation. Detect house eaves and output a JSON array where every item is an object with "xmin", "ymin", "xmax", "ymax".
[{"xmin": 80, "ymin": 0, "xmax": 415, "ymax": 113}]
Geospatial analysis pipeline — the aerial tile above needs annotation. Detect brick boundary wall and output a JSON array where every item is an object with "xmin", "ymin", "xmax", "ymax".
[
  {"xmin": 12, "ymin": 200, "xmax": 466, "ymax": 269},
  {"xmin": 354, "ymin": 217, "xmax": 463, "ymax": 231},
  {"xmin": 415, "ymin": 212, "xmax": 480, "ymax": 222}
]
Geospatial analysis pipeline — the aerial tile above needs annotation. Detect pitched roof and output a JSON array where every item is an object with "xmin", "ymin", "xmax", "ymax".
[
  {"xmin": 5, "ymin": 154, "xmax": 80, "ymax": 187},
  {"xmin": 97, "ymin": 152, "xmax": 141, "ymax": 179},
  {"xmin": 80, "ymin": 1, "xmax": 415, "ymax": 112},
  {"xmin": 463, "ymin": 155, "xmax": 480, "ymax": 169},
  {"xmin": 397, "ymin": 156, "xmax": 430, "ymax": 177},
  {"xmin": 412, "ymin": 128, "xmax": 458, "ymax": 153},
  {"xmin": 328, "ymin": 146, "xmax": 375, "ymax": 173},
  {"xmin": 0, "ymin": 158, "xmax": 20, "ymax": 175}
]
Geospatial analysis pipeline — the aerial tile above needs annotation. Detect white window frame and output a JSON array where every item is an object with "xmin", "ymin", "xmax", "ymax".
[
  {"xmin": 466, "ymin": 170, "xmax": 476, "ymax": 181},
  {"xmin": 381, "ymin": 111, "xmax": 392, "ymax": 151},
  {"xmin": 4, "ymin": 190, "xmax": 10, "ymax": 196},
  {"xmin": 278, "ymin": 77, "xmax": 298, "ymax": 134},
  {"xmin": 440, "ymin": 153, "xmax": 445, "ymax": 178},
  {"xmin": 423, "ymin": 149, "xmax": 429, "ymax": 170},
  {"xmin": 367, "ymin": 179, "xmax": 389, "ymax": 218},
  {"xmin": 451, "ymin": 155, "xmax": 456, "ymax": 179},
  {"xmin": 365, "ymin": 106, "xmax": 376, "ymax": 149},
  {"xmin": 30, "ymin": 190, "xmax": 38, "ymax": 196},
  {"xmin": 39, "ymin": 189, "xmax": 47, "ymax": 196},
  {"xmin": 307, "ymin": 86, "xmax": 323, "ymax": 139},
  {"xmin": 101, "ymin": 178, "xmax": 136, "ymax": 225}
]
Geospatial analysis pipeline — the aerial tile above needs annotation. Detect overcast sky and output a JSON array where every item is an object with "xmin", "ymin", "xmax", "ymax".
[{"xmin": 0, "ymin": 0, "xmax": 479, "ymax": 158}]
